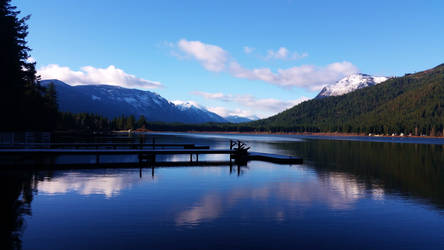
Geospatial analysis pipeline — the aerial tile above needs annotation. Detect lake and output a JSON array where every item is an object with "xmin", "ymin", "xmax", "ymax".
[{"xmin": 2, "ymin": 132, "xmax": 444, "ymax": 249}]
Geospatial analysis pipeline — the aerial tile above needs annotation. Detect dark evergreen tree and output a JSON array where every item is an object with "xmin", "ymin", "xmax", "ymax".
[
  {"xmin": 136, "ymin": 115, "xmax": 147, "ymax": 129},
  {"xmin": 0, "ymin": 0, "xmax": 57, "ymax": 131},
  {"xmin": 45, "ymin": 82, "xmax": 58, "ymax": 111},
  {"xmin": 126, "ymin": 115, "xmax": 135, "ymax": 130}
]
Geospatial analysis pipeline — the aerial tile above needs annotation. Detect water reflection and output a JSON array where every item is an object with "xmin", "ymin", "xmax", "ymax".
[
  {"xmin": 2, "ymin": 134, "xmax": 444, "ymax": 249},
  {"xmin": 36, "ymin": 171, "xmax": 143, "ymax": 198},
  {"xmin": 176, "ymin": 193, "xmax": 224, "ymax": 226},
  {"xmin": 153, "ymin": 132, "xmax": 304, "ymax": 143},
  {"xmin": 274, "ymin": 139, "xmax": 444, "ymax": 209},
  {"xmin": 0, "ymin": 171, "xmax": 34, "ymax": 250},
  {"xmin": 176, "ymin": 169, "xmax": 371, "ymax": 226}
]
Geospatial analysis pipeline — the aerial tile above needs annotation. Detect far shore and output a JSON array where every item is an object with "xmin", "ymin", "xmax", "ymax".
[{"xmin": 116, "ymin": 129, "xmax": 444, "ymax": 140}]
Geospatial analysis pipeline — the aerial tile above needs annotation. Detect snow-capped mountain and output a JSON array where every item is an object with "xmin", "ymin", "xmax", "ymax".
[
  {"xmin": 41, "ymin": 80, "xmax": 226, "ymax": 124},
  {"xmin": 316, "ymin": 73, "xmax": 389, "ymax": 98},
  {"xmin": 172, "ymin": 101, "xmax": 227, "ymax": 123}
]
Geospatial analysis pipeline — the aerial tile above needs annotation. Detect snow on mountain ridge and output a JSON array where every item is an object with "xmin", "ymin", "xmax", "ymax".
[
  {"xmin": 173, "ymin": 101, "xmax": 260, "ymax": 123},
  {"xmin": 172, "ymin": 100, "xmax": 204, "ymax": 110},
  {"xmin": 316, "ymin": 73, "xmax": 389, "ymax": 98},
  {"xmin": 172, "ymin": 100, "xmax": 227, "ymax": 122},
  {"xmin": 40, "ymin": 79, "xmax": 227, "ymax": 123}
]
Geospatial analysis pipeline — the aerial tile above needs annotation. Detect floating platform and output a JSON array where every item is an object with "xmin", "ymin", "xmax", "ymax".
[{"xmin": 247, "ymin": 152, "xmax": 303, "ymax": 164}]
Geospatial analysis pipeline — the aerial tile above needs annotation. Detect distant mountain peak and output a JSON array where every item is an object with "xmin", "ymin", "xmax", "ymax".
[
  {"xmin": 40, "ymin": 80, "xmax": 227, "ymax": 124},
  {"xmin": 316, "ymin": 73, "xmax": 389, "ymax": 98},
  {"xmin": 172, "ymin": 100, "xmax": 203, "ymax": 110}
]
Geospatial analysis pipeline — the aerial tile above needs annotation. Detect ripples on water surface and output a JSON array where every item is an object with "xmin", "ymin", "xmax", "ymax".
[{"xmin": 2, "ymin": 133, "xmax": 444, "ymax": 249}]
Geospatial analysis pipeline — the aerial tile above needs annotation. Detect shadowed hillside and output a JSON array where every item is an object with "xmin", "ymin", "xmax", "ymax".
[{"xmin": 250, "ymin": 64, "xmax": 444, "ymax": 136}]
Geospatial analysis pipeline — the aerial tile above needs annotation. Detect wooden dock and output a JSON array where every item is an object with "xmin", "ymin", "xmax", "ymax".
[
  {"xmin": 0, "ymin": 140, "xmax": 303, "ymax": 167},
  {"xmin": 0, "ymin": 142, "xmax": 209, "ymax": 149}
]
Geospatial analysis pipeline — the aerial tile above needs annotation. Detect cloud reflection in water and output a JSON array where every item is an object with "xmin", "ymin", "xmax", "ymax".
[
  {"xmin": 32, "ymin": 167, "xmax": 385, "ymax": 228},
  {"xmin": 176, "ymin": 171, "xmax": 383, "ymax": 226},
  {"xmin": 37, "ymin": 172, "xmax": 143, "ymax": 198}
]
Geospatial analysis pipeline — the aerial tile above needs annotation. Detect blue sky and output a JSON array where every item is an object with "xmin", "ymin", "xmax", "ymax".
[{"xmin": 15, "ymin": 0, "xmax": 444, "ymax": 118}]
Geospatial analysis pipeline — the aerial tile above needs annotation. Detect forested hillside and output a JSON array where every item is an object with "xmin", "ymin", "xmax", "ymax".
[{"xmin": 250, "ymin": 64, "xmax": 444, "ymax": 136}]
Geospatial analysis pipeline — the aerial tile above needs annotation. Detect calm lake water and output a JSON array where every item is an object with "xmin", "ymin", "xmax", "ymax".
[{"xmin": 2, "ymin": 133, "xmax": 444, "ymax": 249}]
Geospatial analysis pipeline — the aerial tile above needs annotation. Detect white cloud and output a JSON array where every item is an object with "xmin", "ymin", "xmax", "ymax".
[
  {"xmin": 173, "ymin": 99, "xmax": 260, "ymax": 119},
  {"xmin": 267, "ymin": 47, "xmax": 289, "ymax": 59},
  {"xmin": 243, "ymin": 46, "xmax": 255, "ymax": 54},
  {"xmin": 173, "ymin": 39, "xmax": 358, "ymax": 90},
  {"xmin": 207, "ymin": 106, "xmax": 256, "ymax": 119},
  {"xmin": 193, "ymin": 91, "xmax": 308, "ymax": 118},
  {"xmin": 177, "ymin": 39, "xmax": 228, "ymax": 72},
  {"xmin": 172, "ymin": 99, "xmax": 259, "ymax": 119},
  {"xmin": 266, "ymin": 47, "xmax": 308, "ymax": 60},
  {"xmin": 229, "ymin": 61, "xmax": 357, "ymax": 90},
  {"xmin": 192, "ymin": 91, "xmax": 226, "ymax": 100},
  {"xmin": 38, "ymin": 64, "xmax": 162, "ymax": 89},
  {"xmin": 293, "ymin": 52, "xmax": 309, "ymax": 60}
]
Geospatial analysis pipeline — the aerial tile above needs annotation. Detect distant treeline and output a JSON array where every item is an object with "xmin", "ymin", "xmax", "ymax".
[{"xmin": 56, "ymin": 112, "xmax": 253, "ymax": 132}]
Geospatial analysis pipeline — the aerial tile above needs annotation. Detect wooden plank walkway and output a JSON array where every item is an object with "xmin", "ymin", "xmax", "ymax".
[
  {"xmin": 0, "ymin": 148, "xmax": 234, "ymax": 155},
  {"xmin": 0, "ymin": 143, "xmax": 209, "ymax": 149},
  {"xmin": 0, "ymin": 140, "xmax": 303, "ymax": 166},
  {"xmin": 13, "ymin": 161, "xmax": 234, "ymax": 169}
]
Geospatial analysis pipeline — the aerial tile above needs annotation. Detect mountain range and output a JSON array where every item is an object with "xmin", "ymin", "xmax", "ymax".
[
  {"xmin": 43, "ymin": 63, "xmax": 444, "ymax": 136},
  {"xmin": 41, "ymin": 80, "xmax": 232, "ymax": 124},
  {"xmin": 42, "ymin": 72, "xmax": 387, "ymax": 125}
]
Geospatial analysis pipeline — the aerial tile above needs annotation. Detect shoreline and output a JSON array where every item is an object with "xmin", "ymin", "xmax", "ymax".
[{"xmin": 126, "ymin": 130, "xmax": 444, "ymax": 140}]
